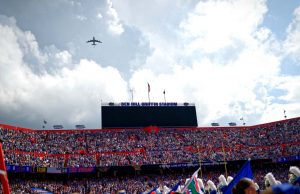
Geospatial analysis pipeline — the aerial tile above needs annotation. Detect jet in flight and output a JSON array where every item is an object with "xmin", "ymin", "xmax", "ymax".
[{"xmin": 86, "ymin": 37, "xmax": 102, "ymax": 45}]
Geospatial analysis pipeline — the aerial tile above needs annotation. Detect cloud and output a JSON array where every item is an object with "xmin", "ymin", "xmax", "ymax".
[
  {"xmin": 259, "ymin": 75, "xmax": 300, "ymax": 122},
  {"xmin": 277, "ymin": 76, "xmax": 300, "ymax": 104},
  {"xmin": 97, "ymin": 13, "xmax": 103, "ymax": 19},
  {"xmin": 0, "ymin": 16, "xmax": 48, "ymax": 73},
  {"xmin": 76, "ymin": 15, "xmax": 87, "ymax": 21},
  {"xmin": 0, "ymin": 15, "xmax": 128, "ymax": 128},
  {"xmin": 106, "ymin": 0, "xmax": 124, "ymax": 35},
  {"xmin": 284, "ymin": 6, "xmax": 300, "ymax": 62},
  {"xmin": 1, "ymin": 0, "xmax": 300, "ymax": 129},
  {"xmin": 54, "ymin": 50, "xmax": 72, "ymax": 67},
  {"xmin": 123, "ymin": 0, "xmax": 300, "ymax": 126},
  {"xmin": 129, "ymin": 46, "xmax": 281, "ymax": 125},
  {"xmin": 180, "ymin": 0, "xmax": 268, "ymax": 53}
]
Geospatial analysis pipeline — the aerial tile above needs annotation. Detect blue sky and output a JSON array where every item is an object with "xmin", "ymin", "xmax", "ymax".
[{"xmin": 0, "ymin": 0, "xmax": 300, "ymax": 129}]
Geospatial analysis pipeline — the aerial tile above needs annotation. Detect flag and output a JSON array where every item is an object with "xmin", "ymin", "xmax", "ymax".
[
  {"xmin": 31, "ymin": 187, "xmax": 53, "ymax": 194},
  {"xmin": 43, "ymin": 120, "xmax": 47, "ymax": 124},
  {"xmin": 163, "ymin": 90, "xmax": 165, "ymax": 94},
  {"xmin": 146, "ymin": 187, "xmax": 159, "ymax": 194},
  {"xmin": 117, "ymin": 190, "xmax": 126, "ymax": 194},
  {"xmin": 240, "ymin": 117, "xmax": 243, "ymax": 121},
  {"xmin": 0, "ymin": 144, "xmax": 10, "ymax": 194},
  {"xmin": 182, "ymin": 168, "xmax": 203, "ymax": 194},
  {"xmin": 222, "ymin": 160, "xmax": 253, "ymax": 194},
  {"xmin": 185, "ymin": 176, "xmax": 202, "ymax": 194},
  {"xmin": 168, "ymin": 182, "xmax": 180, "ymax": 194},
  {"xmin": 148, "ymin": 83, "xmax": 151, "ymax": 93}
]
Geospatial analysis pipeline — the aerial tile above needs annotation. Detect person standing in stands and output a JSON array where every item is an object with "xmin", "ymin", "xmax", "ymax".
[{"xmin": 289, "ymin": 166, "xmax": 300, "ymax": 186}]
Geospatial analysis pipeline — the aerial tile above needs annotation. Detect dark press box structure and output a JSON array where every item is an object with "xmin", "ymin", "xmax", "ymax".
[{"xmin": 101, "ymin": 102, "xmax": 198, "ymax": 128}]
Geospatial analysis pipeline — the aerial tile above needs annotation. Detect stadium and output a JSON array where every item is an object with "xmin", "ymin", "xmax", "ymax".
[
  {"xmin": 1, "ymin": 0, "xmax": 300, "ymax": 194},
  {"xmin": 0, "ymin": 102, "xmax": 299, "ymax": 193}
]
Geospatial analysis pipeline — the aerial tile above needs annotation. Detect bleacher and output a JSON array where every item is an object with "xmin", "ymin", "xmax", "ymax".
[{"xmin": 0, "ymin": 117, "xmax": 299, "ymax": 193}]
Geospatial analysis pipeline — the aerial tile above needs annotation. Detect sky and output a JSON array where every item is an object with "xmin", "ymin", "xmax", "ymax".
[{"xmin": 0, "ymin": 0, "xmax": 300, "ymax": 129}]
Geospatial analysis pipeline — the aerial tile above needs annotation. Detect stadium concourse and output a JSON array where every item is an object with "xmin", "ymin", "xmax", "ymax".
[{"xmin": 0, "ymin": 117, "xmax": 299, "ymax": 193}]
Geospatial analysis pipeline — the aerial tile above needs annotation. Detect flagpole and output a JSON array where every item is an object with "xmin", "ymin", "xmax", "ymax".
[
  {"xmin": 147, "ymin": 83, "xmax": 150, "ymax": 103},
  {"xmin": 181, "ymin": 167, "xmax": 201, "ymax": 193},
  {"xmin": 100, "ymin": 99, "xmax": 102, "ymax": 129},
  {"xmin": 222, "ymin": 159, "xmax": 253, "ymax": 194},
  {"xmin": 221, "ymin": 141, "xmax": 228, "ymax": 178},
  {"xmin": 0, "ymin": 136, "xmax": 10, "ymax": 194},
  {"xmin": 163, "ymin": 90, "xmax": 166, "ymax": 103},
  {"xmin": 130, "ymin": 88, "xmax": 134, "ymax": 103},
  {"xmin": 197, "ymin": 145, "xmax": 203, "ymax": 179},
  {"xmin": 181, "ymin": 129, "xmax": 203, "ymax": 193},
  {"xmin": 194, "ymin": 129, "xmax": 203, "ymax": 179}
]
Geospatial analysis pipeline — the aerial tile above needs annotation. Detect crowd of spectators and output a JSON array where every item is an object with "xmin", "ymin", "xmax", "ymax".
[
  {"xmin": 1, "ymin": 117, "xmax": 299, "ymax": 167},
  {"xmin": 2, "ymin": 163, "xmax": 296, "ymax": 193}
]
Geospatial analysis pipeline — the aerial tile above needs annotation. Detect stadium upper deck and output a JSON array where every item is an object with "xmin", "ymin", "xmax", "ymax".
[{"xmin": 0, "ymin": 117, "xmax": 299, "ymax": 168}]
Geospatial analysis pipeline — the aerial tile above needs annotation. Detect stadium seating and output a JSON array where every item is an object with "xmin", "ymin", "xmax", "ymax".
[
  {"xmin": 0, "ymin": 117, "xmax": 299, "ymax": 193},
  {"xmin": 1, "ymin": 117, "xmax": 299, "ymax": 167}
]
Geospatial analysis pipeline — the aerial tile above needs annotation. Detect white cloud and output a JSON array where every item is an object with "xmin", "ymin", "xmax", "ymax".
[
  {"xmin": 180, "ymin": 0, "xmax": 267, "ymax": 53},
  {"xmin": 129, "ymin": 45, "xmax": 281, "ymax": 125},
  {"xmin": 123, "ymin": 0, "xmax": 300, "ymax": 126},
  {"xmin": 1, "ymin": 0, "xmax": 300, "ymax": 129},
  {"xmin": 76, "ymin": 15, "xmax": 87, "ymax": 21},
  {"xmin": 277, "ymin": 76, "xmax": 300, "ymax": 103},
  {"xmin": 0, "ymin": 16, "xmax": 128, "ymax": 128},
  {"xmin": 97, "ymin": 13, "xmax": 103, "ymax": 19},
  {"xmin": 106, "ymin": 0, "xmax": 124, "ymax": 35},
  {"xmin": 254, "ymin": 27, "xmax": 271, "ymax": 42},
  {"xmin": 284, "ymin": 6, "xmax": 300, "ymax": 61},
  {"xmin": 261, "ymin": 75, "xmax": 300, "ymax": 123},
  {"xmin": 112, "ymin": 0, "xmax": 192, "ymax": 64},
  {"xmin": 55, "ymin": 51, "xmax": 72, "ymax": 67},
  {"xmin": 0, "ymin": 16, "xmax": 48, "ymax": 66}
]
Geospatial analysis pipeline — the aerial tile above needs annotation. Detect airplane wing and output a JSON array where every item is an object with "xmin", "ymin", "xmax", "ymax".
[{"xmin": 86, "ymin": 37, "xmax": 102, "ymax": 44}]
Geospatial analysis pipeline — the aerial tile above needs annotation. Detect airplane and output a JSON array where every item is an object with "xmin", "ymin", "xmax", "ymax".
[{"xmin": 86, "ymin": 37, "xmax": 102, "ymax": 45}]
